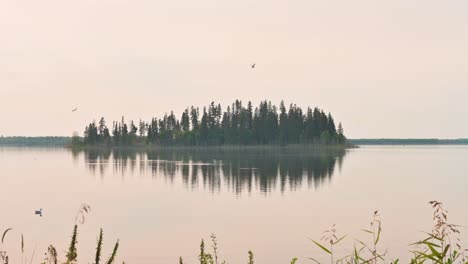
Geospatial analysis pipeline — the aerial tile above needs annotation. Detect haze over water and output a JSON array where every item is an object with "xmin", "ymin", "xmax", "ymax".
[
  {"xmin": 0, "ymin": 146, "xmax": 467, "ymax": 263},
  {"xmin": 2, "ymin": 1, "xmax": 468, "ymax": 138}
]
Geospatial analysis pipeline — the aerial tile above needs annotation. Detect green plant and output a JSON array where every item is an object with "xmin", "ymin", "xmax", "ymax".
[
  {"xmin": 106, "ymin": 239, "xmax": 119, "ymax": 264},
  {"xmin": 75, "ymin": 204, "xmax": 91, "ymax": 225},
  {"xmin": 211, "ymin": 234, "xmax": 219, "ymax": 264},
  {"xmin": 21, "ymin": 234, "xmax": 24, "ymax": 264},
  {"xmin": 0, "ymin": 228, "xmax": 12, "ymax": 264},
  {"xmin": 410, "ymin": 201, "xmax": 467, "ymax": 264},
  {"xmin": 307, "ymin": 201, "xmax": 467, "ymax": 264},
  {"xmin": 199, "ymin": 239, "xmax": 214, "ymax": 264},
  {"xmin": 66, "ymin": 225, "xmax": 78, "ymax": 263},
  {"xmin": 355, "ymin": 210, "xmax": 386, "ymax": 264},
  {"xmin": 95, "ymin": 228, "xmax": 103, "ymax": 264},
  {"xmin": 45, "ymin": 245, "xmax": 58, "ymax": 264},
  {"xmin": 1, "ymin": 205, "xmax": 120, "ymax": 264},
  {"xmin": 310, "ymin": 224, "xmax": 347, "ymax": 264},
  {"xmin": 248, "ymin": 250, "xmax": 254, "ymax": 264}
]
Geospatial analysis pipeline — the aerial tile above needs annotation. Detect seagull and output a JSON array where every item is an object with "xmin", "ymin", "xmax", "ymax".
[
  {"xmin": 35, "ymin": 208, "xmax": 43, "ymax": 217},
  {"xmin": 72, "ymin": 108, "xmax": 78, "ymax": 112},
  {"xmin": 250, "ymin": 63, "xmax": 256, "ymax": 69}
]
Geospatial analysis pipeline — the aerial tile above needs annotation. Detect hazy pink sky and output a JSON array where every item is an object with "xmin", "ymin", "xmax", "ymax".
[{"xmin": 1, "ymin": 0, "xmax": 467, "ymax": 138}]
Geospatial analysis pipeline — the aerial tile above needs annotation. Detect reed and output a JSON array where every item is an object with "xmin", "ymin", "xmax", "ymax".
[
  {"xmin": 75, "ymin": 204, "xmax": 91, "ymax": 225},
  {"xmin": 66, "ymin": 225, "xmax": 78, "ymax": 263},
  {"xmin": 410, "ymin": 201, "xmax": 466, "ymax": 264},
  {"xmin": 1, "ymin": 201, "xmax": 466, "ymax": 264},
  {"xmin": 46, "ymin": 245, "xmax": 58, "ymax": 264},
  {"xmin": 248, "ymin": 250, "xmax": 255, "ymax": 264},
  {"xmin": 182, "ymin": 201, "xmax": 465, "ymax": 264},
  {"xmin": 105, "ymin": 239, "xmax": 119, "ymax": 264},
  {"xmin": 199, "ymin": 239, "xmax": 213, "ymax": 264},
  {"xmin": 21, "ymin": 234, "xmax": 24, "ymax": 264},
  {"xmin": 95, "ymin": 228, "xmax": 103, "ymax": 264},
  {"xmin": 307, "ymin": 201, "xmax": 467, "ymax": 264},
  {"xmin": 211, "ymin": 234, "xmax": 219, "ymax": 264},
  {"xmin": 0, "ymin": 228, "xmax": 12, "ymax": 264},
  {"xmin": 0, "ymin": 204, "xmax": 120, "ymax": 264}
]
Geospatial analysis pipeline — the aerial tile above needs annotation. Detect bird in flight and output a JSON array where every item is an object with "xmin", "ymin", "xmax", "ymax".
[
  {"xmin": 35, "ymin": 208, "xmax": 43, "ymax": 217},
  {"xmin": 250, "ymin": 63, "xmax": 256, "ymax": 69},
  {"xmin": 72, "ymin": 108, "xmax": 78, "ymax": 112}
]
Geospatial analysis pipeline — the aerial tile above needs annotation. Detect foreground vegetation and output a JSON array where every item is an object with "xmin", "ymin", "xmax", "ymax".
[
  {"xmin": 180, "ymin": 201, "xmax": 467, "ymax": 264},
  {"xmin": 78, "ymin": 100, "xmax": 347, "ymax": 147},
  {"xmin": 1, "ymin": 201, "xmax": 465, "ymax": 263},
  {"xmin": 0, "ymin": 205, "xmax": 120, "ymax": 264}
]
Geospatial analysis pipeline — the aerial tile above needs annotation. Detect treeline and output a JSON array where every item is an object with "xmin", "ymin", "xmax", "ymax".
[{"xmin": 80, "ymin": 100, "xmax": 346, "ymax": 147}]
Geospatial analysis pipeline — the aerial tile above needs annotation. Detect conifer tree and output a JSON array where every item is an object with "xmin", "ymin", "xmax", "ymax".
[
  {"xmin": 139, "ymin": 119, "xmax": 147, "ymax": 137},
  {"xmin": 80, "ymin": 100, "xmax": 346, "ymax": 147}
]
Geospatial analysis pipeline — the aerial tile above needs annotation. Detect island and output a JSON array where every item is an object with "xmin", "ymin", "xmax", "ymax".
[{"xmin": 74, "ymin": 100, "xmax": 348, "ymax": 148}]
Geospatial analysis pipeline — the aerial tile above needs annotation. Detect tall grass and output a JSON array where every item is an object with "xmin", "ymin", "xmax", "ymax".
[
  {"xmin": 0, "ymin": 204, "xmax": 120, "ymax": 264},
  {"xmin": 1, "ymin": 201, "xmax": 466, "ymax": 263},
  {"xmin": 62, "ymin": 225, "xmax": 119, "ymax": 264},
  {"xmin": 0, "ymin": 228, "xmax": 12, "ymax": 264},
  {"xmin": 307, "ymin": 201, "xmax": 467, "ymax": 264},
  {"xmin": 410, "ymin": 201, "xmax": 467, "ymax": 264},
  {"xmin": 46, "ymin": 246, "xmax": 57, "ymax": 264},
  {"xmin": 105, "ymin": 239, "xmax": 119, "ymax": 264},
  {"xmin": 183, "ymin": 235, "xmax": 298, "ymax": 264},
  {"xmin": 95, "ymin": 228, "xmax": 103, "ymax": 264},
  {"xmin": 65, "ymin": 225, "xmax": 78, "ymax": 263},
  {"xmin": 248, "ymin": 250, "xmax": 254, "ymax": 264},
  {"xmin": 179, "ymin": 201, "xmax": 466, "ymax": 264}
]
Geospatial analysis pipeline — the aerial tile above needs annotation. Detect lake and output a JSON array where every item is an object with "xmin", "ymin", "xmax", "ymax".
[{"xmin": 0, "ymin": 146, "xmax": 467, "ymax": 263}]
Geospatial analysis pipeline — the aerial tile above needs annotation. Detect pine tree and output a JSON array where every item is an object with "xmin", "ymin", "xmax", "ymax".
[
  {"xmin": 337, "ymin": 122, "xmax": 346, "ymax": 144},
  {"xmin": 190, "ymin": 107, "xmax": 199, "ymax": 131},
  {"xmin": 121, "ymin": 117, "xmax": 129, "ymax": 145},
  {"xmin": 181, "ymin": 108, "xmax": 190, "ymax": 132},
  {"xmin": 98, "ymin": 117, "xmax": 106, "ymax": 140},
  {"xmin": 139, "ymin": 119, "xmax": 147, "ymax": 137},
  {"xmin": 200, "ymin": 107, "xmax": 209, "ymax": 144},
  {"xmin": 279, "ymin": 101, "xmax": 288, "ymax": 145},
  {"xmin": 79, "ymin": 100, "xmax": 345, "ymax": 147},
  {"xmin": 327, "ymin": 113, "xmax": 336, "ymax": 136},
  {"xmin": 103, "ymin": 127, "xmax": 111, "ymax": 145}
]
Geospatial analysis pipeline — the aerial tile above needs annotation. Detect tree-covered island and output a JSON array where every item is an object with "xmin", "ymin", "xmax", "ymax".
[{"xmin": 75, "ymin": 100, "xmax": 347, "ymax": 147}]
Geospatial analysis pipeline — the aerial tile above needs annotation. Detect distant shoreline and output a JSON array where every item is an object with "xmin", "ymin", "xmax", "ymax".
[
  {"xmin": 1, "ymin": 136, "xmax": 467, "ymax": 147},
  {"xmin": 67, "ymin": 143, "xmax": 353, "ymax": 151},
  {"xmin": 0, "ymin": 136, "xmax": 71, "ymax": 147},
  {"xmin": 349, "ymin": 138, "xmax": 468, "ymax": 145},
  {"xmin": 0, "ymin": 136, "xmax": 351, "ymax": 149}
]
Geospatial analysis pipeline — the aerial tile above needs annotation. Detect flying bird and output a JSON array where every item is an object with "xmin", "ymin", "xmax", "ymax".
[
  {"xmin": 35, "ymin": 208, "xmax": 43, "ymax": 217},
  {"xmin": 250, "ymin": 63, "xmax": 256, "ymax": 69},
  {"xmin": 72, "ymin": 108, "xmax": 78, "ymax": 112}
]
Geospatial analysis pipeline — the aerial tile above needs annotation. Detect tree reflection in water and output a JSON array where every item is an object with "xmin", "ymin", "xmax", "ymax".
[{"xmin": 73, "ymin": 147, "xmax": 346, "ymax": 195}]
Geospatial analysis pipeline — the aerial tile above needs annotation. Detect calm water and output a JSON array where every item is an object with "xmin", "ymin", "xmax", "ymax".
[{"xmin": 0, "ymin": 146, "xmax": 467, "ymax": 263}]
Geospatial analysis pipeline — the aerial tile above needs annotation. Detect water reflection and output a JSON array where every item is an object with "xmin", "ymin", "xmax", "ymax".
[{"xmin": 73, "ymin": 148, "xmax": 347, "ymax": 194}]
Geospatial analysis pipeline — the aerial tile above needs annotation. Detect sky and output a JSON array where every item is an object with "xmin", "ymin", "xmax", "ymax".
[{"xmin": 1, "ymin": 0, "xmax": 467, "ymax": 138}]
